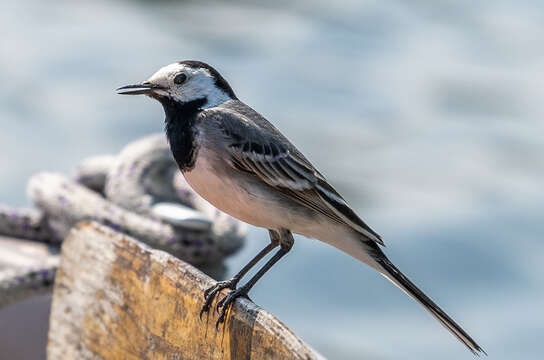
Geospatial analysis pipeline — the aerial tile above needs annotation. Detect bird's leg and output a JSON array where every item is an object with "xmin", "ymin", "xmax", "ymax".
[
  {"xmin": 215, "ymin": 229, "xmax": 294, "ymax": 328},
  {"xmin": 200, "ymin": 230, "xmax": 280, "ymax": 318}
]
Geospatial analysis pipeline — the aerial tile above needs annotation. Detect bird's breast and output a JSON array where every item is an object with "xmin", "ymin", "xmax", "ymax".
[{"xmin": 182, "ymin": 147, "xmax": 302, "ymax": 230}]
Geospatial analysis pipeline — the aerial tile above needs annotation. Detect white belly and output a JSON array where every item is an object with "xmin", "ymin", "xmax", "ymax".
[{"xmin": 182, "ymin": 149, "xmax": 288, "ymax": 229}]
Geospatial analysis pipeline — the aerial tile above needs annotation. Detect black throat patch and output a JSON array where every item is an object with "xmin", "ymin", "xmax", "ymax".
[{"xmin": 160, "ymin": 96, "xmax": 207, "ymax": 172}]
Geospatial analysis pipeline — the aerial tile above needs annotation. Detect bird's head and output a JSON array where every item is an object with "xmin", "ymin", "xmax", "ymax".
[{"xmin": 117, "ymin": 61, "xmax": 237, "ymax": 109}]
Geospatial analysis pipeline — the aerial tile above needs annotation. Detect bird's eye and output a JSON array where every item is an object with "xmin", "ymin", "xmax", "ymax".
[{"xmin": 174, "ymin": 73, "xmax": 187, "ymax": 85}]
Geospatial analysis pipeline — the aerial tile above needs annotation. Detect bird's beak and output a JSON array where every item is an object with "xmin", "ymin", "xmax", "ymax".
[{"xmin": 116, "ymin": 82, "xmax": 167, "ymax": 95}]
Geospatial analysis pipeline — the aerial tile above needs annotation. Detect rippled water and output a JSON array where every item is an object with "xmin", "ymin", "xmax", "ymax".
[{"xmin": 1, "ymin": 1, "xmax": 543, "ymax": 359}]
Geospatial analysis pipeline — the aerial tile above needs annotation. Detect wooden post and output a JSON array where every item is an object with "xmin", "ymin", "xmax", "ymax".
[{"xmin": 47, "ymin": 222, "xmax": 324, "ymax": 360}]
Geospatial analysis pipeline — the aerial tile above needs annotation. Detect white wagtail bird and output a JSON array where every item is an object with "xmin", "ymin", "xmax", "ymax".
[{"xmin": 117, "ymin": 61, "xmax": 485, "ymax": 355}]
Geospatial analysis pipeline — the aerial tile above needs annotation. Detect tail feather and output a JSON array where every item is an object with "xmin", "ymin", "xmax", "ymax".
[{"xmin": 374, "ymin": 255, "xmax": 486, "ymax": 356}]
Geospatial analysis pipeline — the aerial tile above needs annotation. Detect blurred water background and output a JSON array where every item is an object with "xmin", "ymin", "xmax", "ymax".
[{"xmin": 1, "ymin": 0, "xmax": 543, "ymax": 359}]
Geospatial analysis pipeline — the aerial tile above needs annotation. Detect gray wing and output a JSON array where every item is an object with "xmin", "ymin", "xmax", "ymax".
[{"xmin": 202, "ymin": 104, "xmax": 383, "ymax": 246}]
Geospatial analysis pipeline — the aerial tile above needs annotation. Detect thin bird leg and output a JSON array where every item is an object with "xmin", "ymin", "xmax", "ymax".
[
  {"xmin": 200, "ymin": 230, "xmax": 280, "ymax": 318},
  {"xmin": 214, "ymin": 229, "xmax": 294, "ymax": 328}
]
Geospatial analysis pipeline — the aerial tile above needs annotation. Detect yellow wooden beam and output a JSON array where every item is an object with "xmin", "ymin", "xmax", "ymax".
[{"xmin": 47, "ymin": 222, "xmax": 324, "ymax": 360}]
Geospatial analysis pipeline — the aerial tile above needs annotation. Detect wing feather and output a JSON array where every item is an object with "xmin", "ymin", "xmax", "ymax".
[{"xmin": 203, "ymin": 106, "xmax": 384, "ymax": 245}]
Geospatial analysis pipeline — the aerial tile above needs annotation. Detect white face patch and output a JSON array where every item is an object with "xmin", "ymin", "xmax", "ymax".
[{"xmin": 146, "ymin": 62, "xmax": 231, "ymax": 108}]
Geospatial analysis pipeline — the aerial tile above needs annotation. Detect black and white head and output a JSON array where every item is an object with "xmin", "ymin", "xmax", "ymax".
[{"xmin": 117, "ymin": 61, "xmax": 237, "ymax": 109}]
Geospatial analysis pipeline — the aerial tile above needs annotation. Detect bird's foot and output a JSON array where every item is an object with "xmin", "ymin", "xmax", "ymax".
[
  {"xmin": 200, "ymin": 278, "xmax": 238, "ymax": 319},
  {"xmin": 214, "ymin": 285, "xmax": 250, "ymax": 329}
]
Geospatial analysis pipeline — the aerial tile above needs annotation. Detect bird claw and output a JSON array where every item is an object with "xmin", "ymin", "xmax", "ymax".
[
  {"xmin": 200, "ymin": 279, "xmax": 237, "ymax": 320},
  {"xmin": 214, "ymin": 286, "xmax": 249, "ymax": 329}
]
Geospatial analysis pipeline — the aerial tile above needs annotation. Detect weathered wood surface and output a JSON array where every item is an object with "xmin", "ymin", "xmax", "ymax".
[
  {"xmin": 0, "ymin": 235, "xmax": 58, "ymax": 308},
  {"xmin": 47, "ymin": 222, "xmax": 324, "ymax": 360}
]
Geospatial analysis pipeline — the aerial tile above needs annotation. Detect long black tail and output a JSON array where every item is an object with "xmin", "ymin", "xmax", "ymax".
[{"xmin": 374, "ymin": 254, "xmax": 486, "ymax": 356}]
